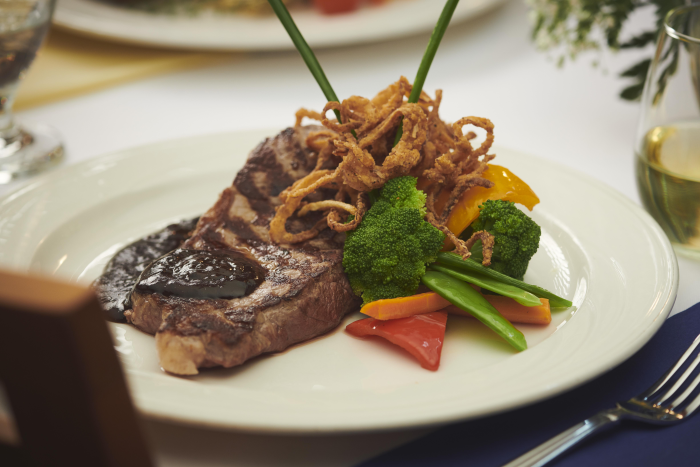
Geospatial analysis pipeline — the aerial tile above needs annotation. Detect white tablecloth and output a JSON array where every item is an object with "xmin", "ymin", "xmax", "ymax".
[{"xmin": 4, "ymin": 1, "xmax": 699, "ymax": 465}]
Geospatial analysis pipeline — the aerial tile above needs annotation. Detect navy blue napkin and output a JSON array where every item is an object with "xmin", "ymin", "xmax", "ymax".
[{"xmin": 358, "ymin": 303, "xmax": 700, "ymax": 467}]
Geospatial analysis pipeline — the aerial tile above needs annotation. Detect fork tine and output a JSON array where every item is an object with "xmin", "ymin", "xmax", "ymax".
[
  {"xmin": 639, "ymin": 334, "xmax": 700, "ymax": 400},
  {"xmin": 669, "ymin": 366, "xmax": 700, "ymax": 413},
  {"xmin": 683, "ymin": 381, "xmax": 700, "ymax": 417},
  {"xmin": 655, "ymin": 351, "xmax": 700, "ymax": 406}
]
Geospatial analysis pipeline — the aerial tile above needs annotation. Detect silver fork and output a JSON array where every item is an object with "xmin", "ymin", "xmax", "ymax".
[{"xmin": 504, "ymin": 333, "xmax": 700, "ymax": 467}]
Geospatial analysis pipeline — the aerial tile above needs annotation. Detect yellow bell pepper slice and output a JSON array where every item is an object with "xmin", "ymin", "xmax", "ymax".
[{"xmin": 428, "ymin": 165, "xmax": 539, "ymax": 248}]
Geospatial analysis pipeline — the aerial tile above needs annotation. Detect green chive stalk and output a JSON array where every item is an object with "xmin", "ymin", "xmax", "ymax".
[
  {"xmin": 267, "ymin": 0, "xmax": 343, "ymax": 124},
  {"xmin": 394, "ymin": 0, "xmax": 460, "ymax": 146}
]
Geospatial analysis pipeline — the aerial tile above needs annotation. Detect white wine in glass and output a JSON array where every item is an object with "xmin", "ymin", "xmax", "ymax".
[
  {"xmin": 0, "ymin": 0, "xmax": 62, "ymax": 183},
  {"xmin": 636, "ymin": 5, "xmax": 700, "ymax": 258}
]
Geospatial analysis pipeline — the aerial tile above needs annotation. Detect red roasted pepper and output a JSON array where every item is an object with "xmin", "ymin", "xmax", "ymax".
[{"xmin": 345, "ymin": 311, "xmax": 448, "ymax": 371}]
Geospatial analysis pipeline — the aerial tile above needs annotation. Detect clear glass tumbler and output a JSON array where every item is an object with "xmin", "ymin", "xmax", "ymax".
[
  {"xmin": 636, "ymin": 5, "xmax": 700, "ymax": 259},
  {"xmin": 0, "ymin": 0, "xmax": 62, "ymax": 184}
]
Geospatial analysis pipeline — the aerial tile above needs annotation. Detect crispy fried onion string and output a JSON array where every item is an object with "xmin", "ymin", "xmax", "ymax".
[
  {"xmin": 327, "ymin": 192, "xmax": 369, "ymax": 232},
  {"xmin": 463, "ymin": 230, "xmax": 495, "ymax": 266},
  {"xmin": 423, "ymin": 116, "xmax": 495, "ymax": 186},
  {"xmin": 334, "ymin": 103, "xmax": 427, "ymax": 192},
  {"xmin": 425, "ymin": 185, "xmax": 471, "ymax": 258},
  {"xmin": 298, "ymin": 200, "xmax": 356, "ymax": 217},
  {"xmin": 270, "ymin": 77, "xmax": 497, "ymax": 264},
  {"xmin": 305, "ymin": 131, "xmax": 337, "ymax": 170},
  {"xmin": 295, "ymin": 108, "xmax": 324, "ymax": 127},
  {"xmin": 270, "ymin": 170, "xmax": 338, "ymax": 244}
]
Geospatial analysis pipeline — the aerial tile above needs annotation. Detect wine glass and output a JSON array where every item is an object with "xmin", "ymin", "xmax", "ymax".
[
  {"xmin": 0, "ymin": 0, "xmax": 62, "ymax": 184},
  {"xmin": 635, "ymin": 5, "xmax": 700, "ymax": 259}
]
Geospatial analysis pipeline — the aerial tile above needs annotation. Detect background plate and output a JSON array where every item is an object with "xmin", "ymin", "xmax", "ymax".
[
  {"xmin": 53, "ymin": 0, "xmax": 506, "ymax": 51},
  {"xmin": 0, "ymin": 129, "xmax": 677, "ymax": 433}
]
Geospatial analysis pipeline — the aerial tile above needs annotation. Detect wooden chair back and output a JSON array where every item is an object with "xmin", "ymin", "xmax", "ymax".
[{"xmin": 0, "ymin": 270, "xmax": 153, "ymax": 467}]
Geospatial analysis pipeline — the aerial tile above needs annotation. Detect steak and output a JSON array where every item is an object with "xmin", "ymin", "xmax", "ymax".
[{"xmin": 124, "ymin": 126, "xmax": 361, "ymax": 375}]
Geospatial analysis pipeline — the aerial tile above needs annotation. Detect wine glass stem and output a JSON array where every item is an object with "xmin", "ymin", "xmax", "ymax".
[
  {"xmin": 0, "ymin": 83, "xmax": 21, "ymax": 145},
  {"xmin": 0, "ymin": 82, "xmax": 27, "ymax": 160},
  {"xmin": 0, "ymin": 82, "xmax": 19, "ymax": 132}
]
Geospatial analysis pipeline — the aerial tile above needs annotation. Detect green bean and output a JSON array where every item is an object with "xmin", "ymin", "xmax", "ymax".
[
  {"xmin": 430, "ymin": 265, "xmax": 542, "ymax": 307},
  {"xmin": 421, "ymin": 271, "xmax": 527, "ymax": 351},
  {"xmin": 435, "ymin": 252, "xmax": 573, "ymax": 308}
]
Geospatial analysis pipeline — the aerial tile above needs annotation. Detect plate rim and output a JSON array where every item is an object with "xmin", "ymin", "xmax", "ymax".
[{"xmin": 0, "ymin": 129, "xmax": 679, "ymax": 433}]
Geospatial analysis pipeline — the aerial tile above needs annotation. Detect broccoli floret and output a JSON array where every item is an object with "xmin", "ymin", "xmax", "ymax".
[
  {"xmin": 465, "ymin": 199, "xmax": 541, "ymax": 281},
  {"xmin": 343, "ymin": 176, "xmax": 444, "ymax": 304}
]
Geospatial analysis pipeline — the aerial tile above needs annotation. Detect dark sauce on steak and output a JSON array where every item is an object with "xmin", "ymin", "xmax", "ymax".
[
  {"xmin": 134, "ymin": 248, "xmax": 265, "ymax": 300},
  {"xmin": 94, "ymin": 218, "xmax": 199, "ymax": 322},
  {"xmin": 94, "ymin": 217, "xmax": 267, "ymax": 322}
]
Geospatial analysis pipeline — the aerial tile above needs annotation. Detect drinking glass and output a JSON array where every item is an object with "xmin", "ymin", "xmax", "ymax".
[
  {"xmin": 0, "ymin": 0, "xmax": 62, "ymax": 184},
  {"xmin": 635, "ymin": 5, "xmax": 700, "ymax": 259}
]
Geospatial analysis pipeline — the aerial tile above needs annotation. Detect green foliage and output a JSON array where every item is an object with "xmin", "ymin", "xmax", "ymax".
[
  {"xmin": 462, "ymin": 200, "xmax": 541, "ymax": 281},
  {"xmin": 528, "ymin": 0, "xmax": 684, "ymax": 101},
  {"xmin": 342, "ymin": 177, "xmax": 445, "ymax": 304}
]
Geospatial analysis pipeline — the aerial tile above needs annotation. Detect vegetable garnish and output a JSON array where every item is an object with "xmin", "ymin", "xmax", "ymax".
[
  {"xmin": 462, "ymin": 199, "xmax": 541, "ymax": 280},
  {"xmin": 421, "ymin": 270, "xmax": 527, "ymax": 351},
  {"xmin": 394, "ymin": 0, "xmax": 460, "ymax": 145},
  {"xmin": 360, "ymin": 292, "xmax": 451, "ymax": 320},
  {"xmin": 435, "ymin": 252, "xmax": 573, "ymax": 308},
  {"xmin": 362, "ymin": 290, "xmax": 552, "ymax": 324},
  {"xmin": 343, "ymin": 176, "xmax": 444, "ymax": 304},
  {"xmin": 430, "ymin": 264, "xmax": 542, "ymax": 307},
  {"xmin": 346, "ymin": 311, "xmax": 448, "ymax": 371},
  {"xmin": 445, "ymin": 297, "xmax": 551, "ymax": 325},
  {"xmin": 428, "ymin": 164, "xmax": 540, "ymax": 246}
]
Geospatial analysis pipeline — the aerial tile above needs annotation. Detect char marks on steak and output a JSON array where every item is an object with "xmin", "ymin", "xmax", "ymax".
[{"xmin": 125, "ymin": 126, "xmax": 361, "ymax": 375}]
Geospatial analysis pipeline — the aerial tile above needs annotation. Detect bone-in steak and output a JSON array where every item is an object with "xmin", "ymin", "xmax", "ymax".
[{"xmin": 125, "ymin": 126, "xmax": 361, "ymax": 375}]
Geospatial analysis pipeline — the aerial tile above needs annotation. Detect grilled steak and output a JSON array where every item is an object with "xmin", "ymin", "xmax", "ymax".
[{"xmin": 124, "ymin": 126, "xmax": 361, "ymax": 375}]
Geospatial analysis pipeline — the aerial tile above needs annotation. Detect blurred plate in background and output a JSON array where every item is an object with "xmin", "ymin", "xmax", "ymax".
[{"xmin": 53, "ymin": 0, "xmax": 506, "ymax": 51}]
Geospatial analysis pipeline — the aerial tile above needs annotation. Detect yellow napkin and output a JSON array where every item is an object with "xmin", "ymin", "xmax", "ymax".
[{"xmin": 15, "ymin": 28, "xmax": 234, "ymax": 110}]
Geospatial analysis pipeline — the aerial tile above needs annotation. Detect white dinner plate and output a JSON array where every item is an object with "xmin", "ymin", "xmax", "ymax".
[
  {"xmin": 0, "ymin": 129, "xmax": 677, "ymax": 433},
  {"xmin": 53, "ymin": 0, "xmax": 506, "ymax": 51}
]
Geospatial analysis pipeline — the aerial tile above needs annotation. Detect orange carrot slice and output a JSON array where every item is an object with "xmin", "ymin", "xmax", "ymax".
[
  {"xmin": 445, "ymin": 296, "xmax": 551, "ymax": 325},
  {"xmin": 361, "ymin": 292, "xmax": 451, "ymax": 321}
]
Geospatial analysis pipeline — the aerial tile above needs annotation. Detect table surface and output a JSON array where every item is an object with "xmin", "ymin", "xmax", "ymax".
[{"xmin": 4, "ymin": 1, "xmax": 700, "ymax": 465}]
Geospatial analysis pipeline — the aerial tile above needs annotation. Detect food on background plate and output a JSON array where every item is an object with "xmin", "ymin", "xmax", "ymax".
[{"xmin": 100, "ymin": 0, "xmax": 389, "ymax": 16}]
